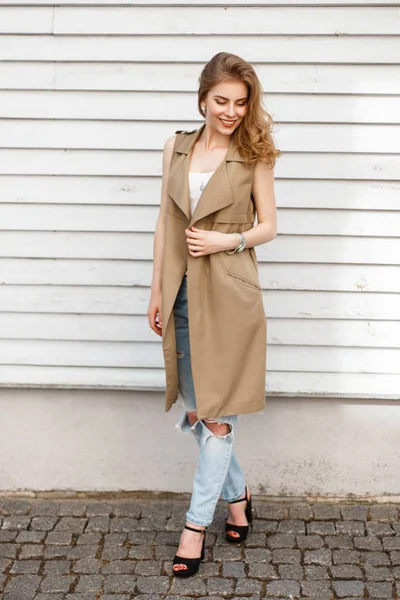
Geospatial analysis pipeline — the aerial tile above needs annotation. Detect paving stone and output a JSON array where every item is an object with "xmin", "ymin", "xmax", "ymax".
[
  {"xmin": 304, "ymin": 565, "xmax": 330, "ymax": 580},
  {"xmin": 207, "ymin": 576, "xmax": 235, "ymax": 595},
  {"xmin": 300, "ymin": 580, "xmax": 332, "ymax": 596},
  {"xmin": 304, "ymin": 549, "xmax": 332, "ymax": 566},
  {"xmin": 55, "ymin": 517, "xmax": 86, "ymax": 534},
  {"xmin": 383, "ymin": 536, "xmax": 400, "ymax": 551},
  {"xmin": 101, "ymin": 559, "xmax": 136, "ymax": 574},
  {"xmin": 76, "ymin": 533, "xmax": 101, "ymax": 545},
  {"xmin": 365, "ymin": 565, "xmax": 393, "ymax": 581},
  {"xmin": 109, "ymin": 517, "xmax": 136, "ymax": 533},
  {"xmin": 0, "ymin": 557, "xmax": 12, "ymax": 573},
  {"xmin": 365, "ymin": 581, "xmax": 394, "ymax": 598},
  {"xmin": 35, "ymin": 594, "xmax": 65, "ymax": 600},
  {"xmin": 85, "ymin": 517, "xmax": 109, "ymax": 533},
  {"xmin": 66, "ymin": 594, "xmax": 97, "ymax": 600},
  {"xmin": 155, "ymin": 545, "xmax": 175, "ymax": 560},
  {"xmin": 266, "ymin": 533, "xmax": 296, "ymax": 549},
  {"xmin": 20, "ymin": 545, "xmax": 44, "ymax": 559},
  {"xmin": 101, "ymin": 545, "xmax": 128, "ymax": 560},
  {"xmin": 222, "ymin": 561, "xmax": 245, "ymax": 578},
  {"xmin": 58, "ymin": 502, "xmax": 87, "ymax": 517},
  {"xmin": 136, "ymin": 575, "xmax": 170, "ymax": 594},
  {"xmin": 2, "ymin": 516, "xmax": 31, "ymax": 530},
  {"xmin": 390, "ymin": 551, "xmax": 400, "ymax": 565},
  {"xmin": 0, "ymin": 531, "xmax": 17, "ymax": 542},
  {"xmin": 330, "ymin": 565, "xmax": 363, "ymax": 579},
  {"xmin": 31, "ymin": 502, "xmax": 60, "ymax": 517},
  {"xmin": 43, "ymin": 560, "xmax": 71, "ymax": 575},
  {"xmin": 313, "ymin": 504, "xmax": 341, "ymax": 520},
  {"xmin": 353, "ymin": 536, "xmax": 382, "ymax": 551},
  {"xmin": 296, "ymin": 534, "xmax": 323, "ymax": 549},
  {"xmin": 74, "ymin": 574, "xmax": 104, "ymax": 593},
  {"xmin": 141, "ymin": 504, "xmax": 172, "ymax": 519},
  {"xmin": 332, "ymin": 580, "xmax": 365, "ymax": 597},
  {"xmin": 85, "ymin": 502, "xmax": 114, "ymax": 517},
  {"xmin": 243, "ymin": 548, "xmax": 271, "ymax": 563},
  {"xmin": 103, "ymin": 533, "xmax": 127, "ymax": 546},
  {"xmin": 3, "ymin": 500, "xmax": 31, "ymax": 515},
  {"xmin": 340, "ymin": 505, "xmax": 369, "ymax": 521},
  {"xmin": 134, "ymin": 560, "xmax": 162, "ymax": 576},
  {"xmin": 276, "ymin": 519, "xmax": 305, "ymax": 534},
  {"xmin": 113, "ymin": 502, "xmax": 141, "ymax": 518},
  {"xmin": 369, "ymin": 505, "xmax": 398, "ymax": 522},
  {"xmin": 103, "ymin": 574, "xmax": 137, "ymax": 593},
  {"xmin": 4, "ymin": 574, "xmax": 41, "ymax": 594},
  {"xmin": 46, "ymin": 532, "xmax": 73, "ymax": 545},
  {"xmin": 289, "ymin": 503, "xmax": 313, "ymax": 521},
  {"xmin": 252, "ymin": 520, "xmax": 278, "ymax": 533},
  {"xmin": 40, "ymin": 575, "xmax": 76, "ymax": 593},
  {"xmin": 10, "ymin": 559, "xmax": 41, "ymax": 574},
  {"xmin": 242, "ymin": 532, "xmax": 266, "ymax": 547},
  {"xmin": 31, "ymin": 517, "xmax": 58, "ymax": 532},
  {"xmin": 129, "ymin": 545, "xmax": 153, "ymax": 559},
  {"xmin": 213, "ymin": 545, "xmax": 242, "ymax": 561},
  {"xmin": 271, "ymin": 548, "xmax": 301, "ymax": 565},
  {"xmin": 73, "ymin": 557, "xmax": 102, "ymax": 574},
  {"xmin": 266, "ymin": 579, "xmax": 300, "ymax": 597},
  {"xmin": 362, "ymin": 551, "xmax": 390, "ymax": 566},
  {"xmin": 0, "ymin": 544, "xmax": 18, "ymax": 559},
  {"xmin": 336, "ymin": 521, "xmax": 365, "ymax": 536},
  {"xmin": 333, "ymin": 550, "xmax": 361, "ymax": 565},
  {"xmin": 235, "ymin": 578, "xmax": 263, "ymax": 594},
  {"xmin": 256, "ymin": 504, "xmax": 288, "ymax": 520},
  {"xmin": 16, "ymin": 531, "xmax": 46, "ymax": 543},
  {"xmin": 366, "ymin": 521, "xmax": 395, "ymax": 536},
  {"xmin": 137, "ymin": 516, "xmax": 168, "ymax": 531},
  {"xmin": 325, "ymin": 535, "xmax": 353, "ymax": 549},
  {"xmin": 307, "ymin": 521, "xmax": 336, "ymax": 535},
  {"xmin": 169, "ymin": 575, "xmax": 207, "ymax": 595},
  {"xmin": 67, "ymin": 545, "xmax": 98, "ymax": 559},
  {"xmin": 45, "ymin": 546, "xmax": 68, "ymax": 559},
  {"xmin": 128, "ymin": 531, "xmax": 156, "ymax": 545},
  {"xmin": 247, "ymin": 562, "xmax": 278, "ymax": 578},
  {"xmin": 278, "ymin": 563, "xmax": 303, "ymax": 579}
]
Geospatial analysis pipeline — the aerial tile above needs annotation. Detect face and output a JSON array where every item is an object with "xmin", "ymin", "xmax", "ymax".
[{"xmin": 202, "ymin": 80, "xmax": 248, "ymax": 136}]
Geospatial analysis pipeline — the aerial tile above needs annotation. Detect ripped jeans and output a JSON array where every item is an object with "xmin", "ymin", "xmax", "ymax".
[{"xmin": 173, "ymin": 274, "xmax": 246, "ymax": 527}]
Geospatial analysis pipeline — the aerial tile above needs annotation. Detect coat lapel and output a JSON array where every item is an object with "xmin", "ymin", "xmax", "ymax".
[{"xmin": 167, "ymin": 123, "xmax": 244, "ymax": 225}]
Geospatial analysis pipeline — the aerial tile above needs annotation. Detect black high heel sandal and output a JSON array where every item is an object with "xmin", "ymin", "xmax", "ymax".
[
  {"xmin": 172, "ymin": 524, "xmax": 207, "ymax": 578},
  {"xmin": 225, "ymin": 486, "xmax": 253, "ymax": 544}
]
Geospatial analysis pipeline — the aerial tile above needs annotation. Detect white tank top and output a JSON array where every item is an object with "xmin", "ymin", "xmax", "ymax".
[
  {"xmin": 184, "ymin": 170, "xmax": 215, "ymax": 275},
  {"xmin": 188, "ymin": 170, "xmax": 215, "ymax": 216}
]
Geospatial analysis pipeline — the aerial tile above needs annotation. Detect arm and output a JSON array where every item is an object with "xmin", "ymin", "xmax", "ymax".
[
  {"xmin": 186, "ymin": 159, "xmax": 277, "ymax": 255},
  {"xmin": 147, "ymin": 134, "xmax": 176, "ymax": 336}
]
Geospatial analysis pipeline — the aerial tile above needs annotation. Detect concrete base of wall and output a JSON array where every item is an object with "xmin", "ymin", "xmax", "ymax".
[{"xmin": 1, "ymin": 389, "xmax": 399, "ymax": 498}]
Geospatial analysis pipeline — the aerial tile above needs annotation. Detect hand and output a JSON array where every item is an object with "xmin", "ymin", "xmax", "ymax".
[
  {"xmin": 147, "ymin": 291, "xmax": 162, "ymax": 337},
  {"xmin": 185, "ymin": 226, "xmax": 239, "ymax": 257}
]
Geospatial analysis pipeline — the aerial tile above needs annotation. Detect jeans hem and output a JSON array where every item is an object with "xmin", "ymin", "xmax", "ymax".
[
  {"xmin": 222, "ymin": 484, "xmax": 247, "ymax": 503},
  {"xmin": 185, "ymin": 514, "xmax": 212, "ymax": 527}
]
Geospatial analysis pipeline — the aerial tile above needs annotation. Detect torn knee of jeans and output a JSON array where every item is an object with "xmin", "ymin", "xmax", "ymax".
[
  {"xmin": 201, "ymin": 419, "xmax": 233, "ymax": 443},
  {"xmin": 176, "ymin": 351, "xmax": 184, "ymax": 359}
]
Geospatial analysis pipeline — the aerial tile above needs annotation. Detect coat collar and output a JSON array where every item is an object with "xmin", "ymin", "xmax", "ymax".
[{"xmin": 167, "ymin": 123, "xmax": 244, "ymax": 225}]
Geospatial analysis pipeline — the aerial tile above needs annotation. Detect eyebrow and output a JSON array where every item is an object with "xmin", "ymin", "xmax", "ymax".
[{"xmin": 213, "ymin": 95, "xmax": 248, "ymax": 101}]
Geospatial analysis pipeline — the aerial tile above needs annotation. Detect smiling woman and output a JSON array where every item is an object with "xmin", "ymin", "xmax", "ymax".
[{"xmin": 147, "ymin": 51, "xmax": 281, "ymax": 578}]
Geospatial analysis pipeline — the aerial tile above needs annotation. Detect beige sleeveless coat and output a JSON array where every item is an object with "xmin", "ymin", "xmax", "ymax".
[{"xmin": 161, "ymin": 124, "xmax": 266, "ymax": 420}]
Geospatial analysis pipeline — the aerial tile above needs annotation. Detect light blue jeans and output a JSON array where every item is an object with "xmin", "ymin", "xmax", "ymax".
[{"xmin": 173, "ymin": 274, "xmax": 246, "ymax": 527}]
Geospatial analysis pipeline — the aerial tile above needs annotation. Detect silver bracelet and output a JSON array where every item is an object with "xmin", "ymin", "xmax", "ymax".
[{"xmin": 225, "ymin": 233, "xmax": 246, "ymax": 255}]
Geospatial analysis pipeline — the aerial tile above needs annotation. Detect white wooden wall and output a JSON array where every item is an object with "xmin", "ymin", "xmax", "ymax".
[{"xmin": 0, "ymin": 0, "xmax": 399, "ymax": 399}]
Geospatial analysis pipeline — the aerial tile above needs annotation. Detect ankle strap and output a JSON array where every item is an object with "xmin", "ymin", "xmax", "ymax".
[{"xmin": 184, "ymin": 524, "xmax": 207, "ymax": 534}]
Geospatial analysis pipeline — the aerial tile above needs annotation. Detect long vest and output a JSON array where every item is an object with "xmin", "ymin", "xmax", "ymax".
[{"xmin": 161, "ymin": 123, "xmax": 266, "ymax": 420}]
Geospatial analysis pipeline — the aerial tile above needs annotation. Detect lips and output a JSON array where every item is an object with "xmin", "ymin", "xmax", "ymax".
[{"xmin": 219, "ymin": 118, "xmax": 237, "ymax": 128}]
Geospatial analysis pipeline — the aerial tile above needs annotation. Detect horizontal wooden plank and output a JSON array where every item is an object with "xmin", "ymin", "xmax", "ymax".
[
  {"xmin": 1, "ymin": 232, "xmax": 399, "ymax": 266},
  {"xmin": 0, "ymin": 366, "xmax": 399, "ymax": 400},
  {"xmin": 53, "ymin": 6, "xmax": 400, "ymax": 35},
  {"xmin": 0, "ymin": 35, "xmax": 398, "ymax": 64},
  {"xmin": 1, "ymin": 91, "xmax": 399, "ymax": 124},
  {"xmin": 1, "ymin": 204, "xmax": 399, "ymax": 237},
  {"xmin": 1, "ymin": 259, "xmax": 399, "ymax": 293},
  {"xmin": 0, "ymin": 150, "xmax": 399, "ymax": 179},
  {"xmin": 0, "ymin": 339, "xmax": 398, "ymax": 373},
  {"xmin": 0, "ymin": 6, "xmax": 53, "ymax": 33},
  {"xmin": 0, "ymin": 229, "xmax": 383, "ymax": 266},
  {"xmin": 0, "ymin": 312, "xmax": 398, "ymax": 348},
  {"xmin": 1, "ymin": 63, "xmax": 399, "ymax": 95},
  {"xmin": 1, "ymin": 120, "xmax": 399, "ymax": 153},
  {"xmin": 1, "ymin": 0, "xmax": 398, "ymax": 6},
  {"xmin": 0, "ymin": 176, "xmax": 398, "ymax": 210},
  {"xmin": 0, "ymin": 285, "xmax": 398, "ymax": 320}
]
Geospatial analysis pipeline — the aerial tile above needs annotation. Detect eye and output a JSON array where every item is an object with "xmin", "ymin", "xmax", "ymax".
[{"xmin": 216, "ymin": 101, "xmax": 226, "ymax": 105}]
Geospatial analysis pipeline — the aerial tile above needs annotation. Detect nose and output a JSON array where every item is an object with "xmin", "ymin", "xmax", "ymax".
[{"xmin": 224, "ymin": 103, "xmax": 236, "ymax": 118}]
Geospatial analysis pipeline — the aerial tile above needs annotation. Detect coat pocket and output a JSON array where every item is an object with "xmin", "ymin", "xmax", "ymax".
[{"xmin": 226, "ymin": 270, "xmax": 262, "ymax": 292}]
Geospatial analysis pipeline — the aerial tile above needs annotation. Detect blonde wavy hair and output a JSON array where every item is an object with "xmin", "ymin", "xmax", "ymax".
[{"xmin": 197, "ymin": 52, "xmax": 281, "ymax": 169}]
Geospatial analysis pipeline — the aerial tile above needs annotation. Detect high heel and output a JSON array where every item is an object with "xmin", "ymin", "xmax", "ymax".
[
  {"xmin": 225, "ymin": 486, "xmax": 253, "ymax": 544},
  {"xmin": 172, "ymin": 524, "xmax": 207, "ymax": 577}
]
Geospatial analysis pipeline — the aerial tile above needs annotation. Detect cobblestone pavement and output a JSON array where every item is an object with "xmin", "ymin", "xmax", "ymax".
[{"xmin": 1, "ymin": 495, "xmax": 400, "ymax": 600}]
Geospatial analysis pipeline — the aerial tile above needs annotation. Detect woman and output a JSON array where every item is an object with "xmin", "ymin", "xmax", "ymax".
[{"xmin": 147, "ymin": 52, "xmax": 280, "ymax": 577}]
